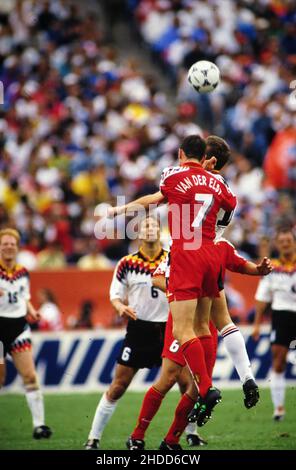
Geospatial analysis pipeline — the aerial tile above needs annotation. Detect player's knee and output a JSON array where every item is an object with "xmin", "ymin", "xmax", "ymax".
[
  {"xmin": 0, "ymin": 375, "xmax": 5, "ymax": 388},
  {"xmin": 108, "ymin": 380, "xmax": 128, "ymax": 400},
  {"xmin": 273, "ymin": 359, "xmax": 286, "ymax": 373},
  {"xmin": 165, "ymin": 369, "xmax": 179, "ymax": 389}
]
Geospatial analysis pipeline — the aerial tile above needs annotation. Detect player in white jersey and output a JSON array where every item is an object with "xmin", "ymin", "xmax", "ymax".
[
  {"xmin": 0, "ymin": 228, "xmax": 52, "ymax": 439},
  {"xmin": 85, "ymin": 216, "xmax": 171, "ymax": 450},
  {"xmin": 253, "ymin": 227, "xmax": 296, "ymax": 421}
]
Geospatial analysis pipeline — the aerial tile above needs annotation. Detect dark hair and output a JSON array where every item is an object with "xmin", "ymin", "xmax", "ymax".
[
  {"xmin": 205, "ymin": 135, "xmax": 231, "ymax": 170},
  {"xmin": 41, "ymin": 288, "xmax": 57, "ymax": 304},
  {"xmin": 179, "ymin": 135, "xmax": 206, "ymax": 161},
  {"xmin": 276, "ymin": 227, "xmax": 295, "ymax": 239}
]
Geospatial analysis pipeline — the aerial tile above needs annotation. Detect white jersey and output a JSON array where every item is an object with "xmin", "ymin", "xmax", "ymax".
[
  {"xmin": 110, "ymin": 248, "xmax": 169, "ymax": 322},
  {"xmin": 212, "ymin": 173, "xmax": 235, "ymax": 240},
  {"xmin": 255, "ymin": 256, "xmax": 296, "ymax": 313},
  {"xmin": 0, "ymin": 263, "xmax": 30, "ymax": 318}
]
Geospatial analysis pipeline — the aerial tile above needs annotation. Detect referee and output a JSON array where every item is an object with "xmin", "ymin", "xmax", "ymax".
[{"xmin": 253, "ymin": 227, "xmax": 296, "ymax": 421}]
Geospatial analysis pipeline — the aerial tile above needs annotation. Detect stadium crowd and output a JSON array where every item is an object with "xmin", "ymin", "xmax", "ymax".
[{"xmin": 0, "ymin": 0, "xmax": 295, "ymax": 271}]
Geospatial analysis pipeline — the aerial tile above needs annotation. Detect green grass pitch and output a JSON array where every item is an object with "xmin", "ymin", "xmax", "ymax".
[{"xmin": 0, "ymin": 388, "xmax": 295, "ymax": 450}]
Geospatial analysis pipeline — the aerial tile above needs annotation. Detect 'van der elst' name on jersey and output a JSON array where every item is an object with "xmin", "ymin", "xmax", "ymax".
[{"xmin": 175, "ymin": 174, "xmax": 222, "ymax": 195}]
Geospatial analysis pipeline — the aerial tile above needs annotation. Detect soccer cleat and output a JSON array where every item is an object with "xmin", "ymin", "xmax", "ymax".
[
  {"xmin": 33, "ymin": 425, "xmax": 52, "ymax": 439},
  {"xmin": 159, "ymin": 440, "xmax": 183, "ymax": 451},
  {"xmin": 84, "ymin": 438, "xmax": 99, "ymax": 450},
  {"xmin": 243, "ymin": 379, "xmax": 260, "ymax": 409},
  {"xmin": 273, "ymin": 407, "xmax": 285, "ymax": 422},
  {"xmin": 188, "ymin": 387, "xmax": 222, "ymax": 427},
  {"xmin": 186, "ymin": 433, "xmax": 207, "ymax": 446},
  {"xmin": 126, "ymin": 437, "xmax": 145, "ymax": 450}
]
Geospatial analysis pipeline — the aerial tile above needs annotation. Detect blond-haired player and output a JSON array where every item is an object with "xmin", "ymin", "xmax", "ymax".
[{"xmin": 0, "ymin": 228, "xmax": 52, "ymax": 439}]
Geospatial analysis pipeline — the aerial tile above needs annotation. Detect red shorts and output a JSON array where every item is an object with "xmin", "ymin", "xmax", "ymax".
[
  {"xmin": 162, "ymin": 312, "xmax": 218, "ymax": 368},
  {"xmin": 167, "ymin": 243, "xmax": 222, "ymax": 302}
]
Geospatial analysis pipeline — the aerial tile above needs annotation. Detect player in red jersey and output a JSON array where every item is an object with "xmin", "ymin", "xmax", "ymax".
[
  {"xmin": 159, "ymin": 135, "xmax": 237, "ymax": 423},
  {"xmin": 127, "ymin": 240, "xmax": 272, "ymax": 450},
  {"xmin": 108, "ymin": 135, "xmax": 237, "ymax": 423}
]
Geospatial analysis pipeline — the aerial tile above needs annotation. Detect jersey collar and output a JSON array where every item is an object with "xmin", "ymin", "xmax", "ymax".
[
  {"xmin": 180, "ymin": 161, "xmax": 203, "ymax": 169},
  {"xmin": 139, "ymin": 247, "xmax": 163, "ymax": 262},
  {"xmin": 0, "ymin": 260, "xmax": 17, "ymax": 275},
  {"xmin": 279, "ymin": 254, "xmax": 296, "ymax": 267}
]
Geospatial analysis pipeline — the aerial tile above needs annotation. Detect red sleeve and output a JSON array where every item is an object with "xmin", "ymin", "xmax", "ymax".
[{"xmin": 225, "ymin": 242, "xmax": 247, "ymax": 273}]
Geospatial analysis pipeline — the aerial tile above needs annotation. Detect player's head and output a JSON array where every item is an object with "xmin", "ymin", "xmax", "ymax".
[
  {"xmin": 276, "ymin": 227, "xmax": 295, "ymax": 258},
  {"xmin": 178, "ymin": 135, "xmax": 206, "ymax": 164},
  {"xmin": 0, "ymin": 228, "xmax": 20, "ymax": 264},
  {"xmin": 139, "ymin": 215, "xmax": 160, "ymax": 243},
  {"xmin": 205, "ymin": 136, "xmax": 231, "ymax": 171}
]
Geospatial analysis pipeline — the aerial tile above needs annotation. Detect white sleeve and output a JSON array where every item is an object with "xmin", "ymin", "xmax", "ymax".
[
  {"xmin": 255, "ymin": 276, "xmax": 272, "ymax": 303},
  {"xmin": 109, "ymin": 259, "xmax": 128, "ymax": 301},
  {"xmin": 24, "ymin": 273, "xmax": 31, "ymax": 301},
  {"xmin": 153, "ymin": 257, "xmax": 168, "ymax": 277}
]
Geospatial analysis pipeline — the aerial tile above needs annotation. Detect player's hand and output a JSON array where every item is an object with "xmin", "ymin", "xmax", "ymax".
[
  {"xmin": 203, "ymin": 157, "xmax": 217, "ymax": 171},
  {"xmin": 118, "ymin": 305, "xmax": 137, "ymax": 321},
  {"xmin": 252, "ymin": 325, "xmax": 260, "ymax": 342},
  {"xmin": 0, "ymin": 289, "xmax": 4, "ymax": 297},
  {"xmin": 256, "ymin": 257, "xmax": 273, "ymax": 276},
  {"xmin": 26, "ymin": 309, "xmax": 41, "ymax": 323}
]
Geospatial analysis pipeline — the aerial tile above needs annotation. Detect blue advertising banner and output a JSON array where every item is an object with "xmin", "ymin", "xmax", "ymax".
[{"xmin": 3, "ymin": 327, "xmax": 296, "ymax": 392}]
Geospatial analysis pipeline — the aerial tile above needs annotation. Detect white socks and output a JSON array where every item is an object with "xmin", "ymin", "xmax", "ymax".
[
  {"xmin": 220, "ymin": 323, "xmax": 254, "ymax": 383},
  {"xmin": 270, "ymin": 371, "xmax": 286, "ymax": 410},
  {"xmin": 88, "ymin": 393, "xmax": 118, "ymax": 440},
  {"xmin": 25, "ymin": 389, "xmax": 45, "ymax": 428},
  {"xmin": 185, "ymin": 422, "xmax": 197, "ymax": 436}
]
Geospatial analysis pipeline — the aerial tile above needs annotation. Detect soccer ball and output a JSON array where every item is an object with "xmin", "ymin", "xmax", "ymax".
[{"xmin": 188, "ymin": 60, "xmax": 220, "ymax": 93}]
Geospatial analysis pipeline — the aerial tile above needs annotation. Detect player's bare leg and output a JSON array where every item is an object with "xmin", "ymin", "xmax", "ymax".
[
  {"xmin": 0, "ymin": 362, "xmax": 6, "ymax": 388},
  {"xmin": 12, "ymin": 349, "xmax": 51, "ymax": 439},
  {"xmin": 87, "ymin": 364, "xmax": 138, "ymax": 449},
  {"xmin": 270, "ymin": 344, "xmax": 288, "ymax": 421},
  {"xmin": 210, "ymin": 291, "xmax": 259, "ymax": 408}
]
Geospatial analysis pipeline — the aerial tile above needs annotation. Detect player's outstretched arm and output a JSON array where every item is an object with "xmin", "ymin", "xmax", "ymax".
[
  {"xmin": 108, "ymin": 191, "xmax": 165, "ymax": 217},
  {"xmin": 241, "ymin": 257, "xmax": 273, "ymax": 276}
]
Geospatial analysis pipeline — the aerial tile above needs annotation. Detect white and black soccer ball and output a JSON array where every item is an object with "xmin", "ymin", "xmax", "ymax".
[{"xmin": 188, "ymin": 60, "xmax": 220, "ymax": 93}]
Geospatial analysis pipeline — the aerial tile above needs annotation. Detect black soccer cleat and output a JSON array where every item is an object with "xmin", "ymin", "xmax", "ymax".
[
  {"xmin": 33, "ymin": 425, "xmax": 52, "ymax": 439},
  {"xmin": 186, "ymin": 433, "xmax": 207, "ymax": 446},
  {"xmin": 188, "ymin": 387, "xmax": 222, "ymax": 427},
  {"xmin": 159, "ymin": 440, "xmax": 183, "ymax": 451},
  {"xmin": 126, "ymin": 437, "xmax": 145, "ymax": 450},
  {"xmin": 84, "ymin": 438, "xmax": 99, "ymax": 450},
  {"xmin": 243, "ymin": 379, "xmax": 260, "ymax": 409}
]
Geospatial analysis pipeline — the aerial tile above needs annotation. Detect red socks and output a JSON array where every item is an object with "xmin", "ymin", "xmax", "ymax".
[
  {"xmin": 131, "ymin": 387, "xmax": 164, "ymax": 440},
  {"xmin": 180, "ymin": 337, "xmax": 212, "ymax": 397},
  {"xmin": 199, "ymin": 334, "xmax": 216, "ymax": 378},
  {"xmin": 164, "ymin": 393, "xmax": 195, "ymax": 445}
]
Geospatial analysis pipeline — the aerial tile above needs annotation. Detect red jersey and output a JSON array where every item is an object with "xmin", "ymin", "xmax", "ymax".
[
  {"xmin": 216, "ymin": 238, "xmax": 247, "ymax": 278},
  {"xmin": 160, "ymin": 162, "xmax": 236, "ymax": 249},
  {"xmin": 162, "ymin": 239, "xmax": 247, "ymax": 365}
]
